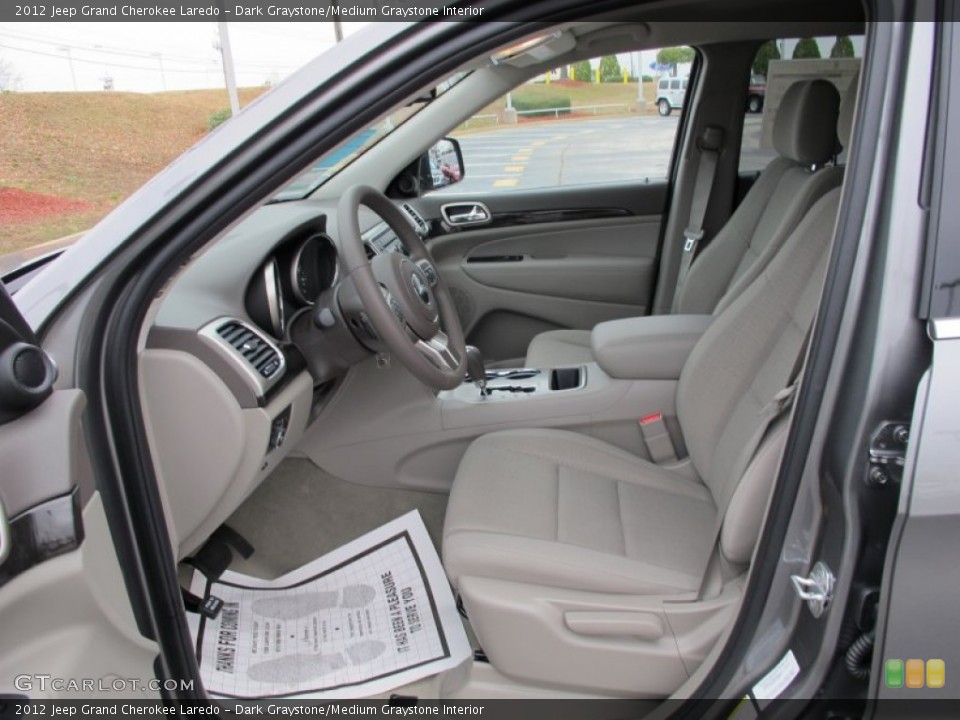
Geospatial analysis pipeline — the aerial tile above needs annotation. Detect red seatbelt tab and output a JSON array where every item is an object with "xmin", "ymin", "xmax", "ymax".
[{"xmin": 639, "ymin": 412, "xmax": 678, "ymax": 464}]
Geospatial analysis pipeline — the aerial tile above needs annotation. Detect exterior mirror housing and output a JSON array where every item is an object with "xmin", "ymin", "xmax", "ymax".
[{"xmin": 389, "ymin": 138, "xmax": 465, "ymax": 198}]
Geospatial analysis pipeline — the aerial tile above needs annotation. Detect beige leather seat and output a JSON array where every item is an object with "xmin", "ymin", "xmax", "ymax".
[
  {"xmin": 525, "ymin": 79, "xmax": 844, "ymax": 368},
  {"xmin": 442, "ymin": 80, "xmax": 858, "ymax": 695},
  {"xmin": 445, "ymin": 190, "xmax": 841, "ymax": 694}
]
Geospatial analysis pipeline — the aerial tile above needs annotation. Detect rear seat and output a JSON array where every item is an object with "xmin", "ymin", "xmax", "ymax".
[{"xmin": 525, "ymin": 78, "xmax": 845, "ymax": 368}]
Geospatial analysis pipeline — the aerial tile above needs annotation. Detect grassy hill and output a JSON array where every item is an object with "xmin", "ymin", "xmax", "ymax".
[
  {"xmin": 0, "ymin": 80, "xmax": 658, "ymax": 259},
  {"xmin": 0, "ymin": 87, "xmax": 267, "ymax": 256}
]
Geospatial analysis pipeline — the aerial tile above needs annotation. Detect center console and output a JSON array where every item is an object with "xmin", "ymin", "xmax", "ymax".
[
  {"xmin": 302, "ymin": 314, "xmax": 714, "ymax": 493},
  {"xmin": 449, "ymin": 366, "xmax": 586, "ymax": 402}
]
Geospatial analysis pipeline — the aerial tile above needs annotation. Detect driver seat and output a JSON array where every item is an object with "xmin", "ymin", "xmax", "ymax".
[{"xmin": 441, "ymin": 181, "xmax": 844, "ymax": 695}]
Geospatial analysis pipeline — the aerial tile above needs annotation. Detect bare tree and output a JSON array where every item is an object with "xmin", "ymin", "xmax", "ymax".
[{"xmin": 0, "ymin": 55, "xmax": 23, "ymax": 92}]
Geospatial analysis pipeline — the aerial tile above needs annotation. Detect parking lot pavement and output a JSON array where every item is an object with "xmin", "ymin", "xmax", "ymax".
[{"xmin": 444, "ymin": 115, "xmax": 777, "ymax": 195}]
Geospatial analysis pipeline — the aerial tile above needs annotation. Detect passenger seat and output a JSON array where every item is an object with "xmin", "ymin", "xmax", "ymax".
[{"xmin": 525, "ymin": 79, "xmax": 844, "ymax": 368}]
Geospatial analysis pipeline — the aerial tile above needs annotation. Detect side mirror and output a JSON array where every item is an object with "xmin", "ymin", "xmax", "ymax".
[
  {"xmin": 389, "ymin": 138, "xmax": 465, "ymax": 198},
  {"xmin": 420, "ymin": 138, "xmax": 464, "ymax": 191}
]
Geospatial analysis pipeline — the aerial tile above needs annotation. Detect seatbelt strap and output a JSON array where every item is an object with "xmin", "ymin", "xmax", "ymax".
[
  {"xmin": 673, "ymin": 126, "xmax": 725, "ymax": 312},
  {"xmin": 695, "ymin": 326, "xmax": 812, "ymax": 599}
]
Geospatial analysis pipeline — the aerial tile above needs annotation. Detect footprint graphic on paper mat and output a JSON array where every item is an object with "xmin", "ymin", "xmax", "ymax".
[
  {"xmin": 247, "ymin": 640, "xmax": 387, "ymax": 683},
  {"xmin": 247, "ymin": 585, "xmax": 384, "ymax": 684},
  {"xmin": 250, "ymin": 584, "xmax": 376, "ymax": 619}
]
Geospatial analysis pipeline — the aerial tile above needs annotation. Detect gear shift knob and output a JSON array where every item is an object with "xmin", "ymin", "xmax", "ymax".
[{"xmin": 464, "ymin": 345, "xmax": 487, "ymax": 397}]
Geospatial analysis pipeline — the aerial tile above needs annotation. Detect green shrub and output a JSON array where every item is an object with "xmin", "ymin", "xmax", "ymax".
[
  {"xmin": 599, "ymin": 55, "xmax": 622, "ymax": 83},
  {"xmin": 572, "ymin": 60, "xmax": 592, "ymax": 83},
  {"xmin": 752, "ymin": 40, "xmax": 781, "ymax": 77},
  {"xmin": 792, "ymin": 38, "xmax": 822, "ymax": 59},
  {"xmin": 512, "ymin": 96, "xmax": 572, "ymax": 118},
  {"xmin": 642, "ymin": 74, "xmax": 654, "ymax": 83},
  {"xmin": 208, "ymin": 108, "xmax": 232, "ymax": 131},
  {"xmin": 830, "ymin": 35, "xmax": 855, "ymax": 58}
]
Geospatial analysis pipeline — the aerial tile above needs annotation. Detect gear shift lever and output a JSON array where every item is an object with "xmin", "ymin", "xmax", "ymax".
[{"xmin": 464, "ymin": 345, "xmax": 487, "ymax": 398}]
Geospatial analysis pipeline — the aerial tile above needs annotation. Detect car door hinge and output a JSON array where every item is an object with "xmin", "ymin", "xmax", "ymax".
[
  {"xmin": 867, "ymin": 421, "xmax": 910, "ymax": 486},
  {"xmin": 791, "ymin": 560, "xmax": 835, "ymax": 619}
]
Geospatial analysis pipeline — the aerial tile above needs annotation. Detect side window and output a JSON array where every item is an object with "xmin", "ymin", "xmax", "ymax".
[
  {"xmin": 441, "ymin": 49, "xmax": 690, "ymax": 194},
  {"xmin": 739, "ymin": 35, "xmax": 864, "ymax": 173}
]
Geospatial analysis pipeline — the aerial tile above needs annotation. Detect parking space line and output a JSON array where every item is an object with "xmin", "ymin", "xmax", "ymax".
[{"xmin": 493, "ymin": 178, "xmax": 519, "ymax": 187}]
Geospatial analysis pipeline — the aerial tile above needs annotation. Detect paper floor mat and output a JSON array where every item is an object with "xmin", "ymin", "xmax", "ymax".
[{"xmin": 187, "ymin": 510, "xmax": 470, "ymax": 699}]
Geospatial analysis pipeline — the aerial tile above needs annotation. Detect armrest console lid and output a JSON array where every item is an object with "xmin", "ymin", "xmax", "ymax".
[{"xmin": 591, "ymin": 314, "xmax": 713, "ymax": 380}]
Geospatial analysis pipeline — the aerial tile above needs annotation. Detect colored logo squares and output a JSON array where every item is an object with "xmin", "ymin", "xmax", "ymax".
[{"xmin": 885, "ymin": 658, "xmax": 945, "ymax": 688}]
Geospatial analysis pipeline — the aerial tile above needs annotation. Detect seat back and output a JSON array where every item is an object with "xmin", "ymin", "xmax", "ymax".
[
  {"xmin": 675, "ymin": 79, "xmax": 843, "ymax": 316},
  {"xmin": 676, "ymin": 186, "xmax": 841, "ymax": 557},
  {"xmin": 678, "ymin": 70, "xmax": 860, "ymax": 566}
]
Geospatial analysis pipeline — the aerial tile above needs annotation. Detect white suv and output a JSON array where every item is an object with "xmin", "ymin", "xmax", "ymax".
[{"xmin": 656, "ymin": 76, "xmax": 688, "ymax": 115}]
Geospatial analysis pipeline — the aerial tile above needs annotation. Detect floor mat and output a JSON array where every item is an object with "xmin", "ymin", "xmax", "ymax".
[
  {"xmin": 225, "ymin": 458, "xmax": 448, "ymax": 579},
  {"xmin": 188, "ymin": 510, "xmax": 470, "ymax": 699}
]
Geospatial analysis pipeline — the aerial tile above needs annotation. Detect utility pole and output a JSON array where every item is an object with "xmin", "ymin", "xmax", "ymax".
[
  {"xmin": 217, "ymin": 22, "xmax": 240, "ymax": 115},
  {"xmin": 152, "ymin": 52, "xmax": 167, "ymax": 91},
  {"xmin": 58, "ymin": 46, "xmax": 78, "ymax": 91}
]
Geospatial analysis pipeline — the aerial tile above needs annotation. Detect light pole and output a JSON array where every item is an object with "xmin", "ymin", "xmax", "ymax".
[
  {"xmin": 57, "ymin": 45, "xmax": 78, "ymax": 91},
  {"xmin": 216, "ymin": 23, "xmax": 240, "ymax": 116},
  {"xmin": 152, "ymin": 52, "xmax": 167, "ymax": 91}
]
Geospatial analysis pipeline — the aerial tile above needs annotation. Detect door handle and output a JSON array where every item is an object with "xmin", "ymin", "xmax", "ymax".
[{"xmin": 441, "ymin": 202, "xmax": 492, "ymax": 227}]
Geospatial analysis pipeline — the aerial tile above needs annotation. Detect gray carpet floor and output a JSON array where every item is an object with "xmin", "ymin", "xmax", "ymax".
[{"xmin": 224, "ymin": 458, "xmax": 449, "ymax": 579}]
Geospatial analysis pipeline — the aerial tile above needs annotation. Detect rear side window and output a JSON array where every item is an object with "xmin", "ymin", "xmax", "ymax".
[
  {"xmin": 671, "ymin": 79, "xmax": 681, "ymax": 90},
  {"xmin": 739, "ymin": 35, "xmax": 864, "ymax": 174}
]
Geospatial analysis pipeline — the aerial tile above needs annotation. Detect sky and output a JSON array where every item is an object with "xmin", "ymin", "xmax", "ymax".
[
  {"xmin": 0, "ymin": 22, "xmax": 370, "ymax": 92},
  {"xmin": 0, "ymin": 25, "xmax": 862, "ymax": 95}
]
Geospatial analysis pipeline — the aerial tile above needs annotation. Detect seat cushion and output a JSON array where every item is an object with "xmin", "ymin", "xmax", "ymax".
[
  {"xmin": 443, "ymin": 429, "xmax": 717, "ymax": 596},
  {"xmin": 524, "ymin": 329, "xmax": 592, "ymax": 368}
]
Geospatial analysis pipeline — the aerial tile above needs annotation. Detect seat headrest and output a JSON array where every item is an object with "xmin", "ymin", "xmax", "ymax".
[
  {"xmin": 837, "ymin": 69, "xmax": 860, "ymax": 149},
  {"xmin": 773, "ymin": 79, "xmax": 841, "ymax": 166}
]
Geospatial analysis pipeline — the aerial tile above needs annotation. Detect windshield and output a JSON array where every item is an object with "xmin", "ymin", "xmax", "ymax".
[{"xmin": 271, "ymin": 72, "xmax": 469, "ymax": 202}]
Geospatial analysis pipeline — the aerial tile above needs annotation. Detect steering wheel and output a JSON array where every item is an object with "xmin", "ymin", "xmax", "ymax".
[{"xmin": 337, "ymin": 185, "xmax": 467, "ymax": 391}]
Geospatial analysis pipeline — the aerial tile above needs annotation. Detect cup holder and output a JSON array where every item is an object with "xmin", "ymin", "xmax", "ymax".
[{"xmin": 549, "ymin": 367, "xmax": 583, "ymax": 391}]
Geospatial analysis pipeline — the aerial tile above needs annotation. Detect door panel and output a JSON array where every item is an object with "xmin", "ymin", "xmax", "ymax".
[
  {"xmin": 0, "ymin": 495, "xmax": 160, "ymax": 699},
  {"xmin": 0, "ymin": 389, "xmax": 161, "ymax": 698},
  {"xmin": 421, "ymin": 182, "xmax": 668, "ymax": 362},
  {"xmin": 0, "ymin": 282, "xmax": 158, "ymax": 698}
]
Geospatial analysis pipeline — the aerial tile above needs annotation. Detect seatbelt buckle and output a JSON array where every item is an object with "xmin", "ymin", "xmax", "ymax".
[
  {"xmin": 639, "ymin": 412, "xmax": 679, "ymax": 464},
  {"xmin": 683, "ymin": 228, "xmax": 704, "ymax": 252}
]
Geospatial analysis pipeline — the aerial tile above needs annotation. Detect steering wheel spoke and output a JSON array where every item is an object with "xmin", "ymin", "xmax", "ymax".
[
  {"xmin": 416, "ymin": 258, "xmax": 439, "ymax": 287},
  {"xmin": 415, "ymin": 331, "xmax": 461, "ymax": 372}
]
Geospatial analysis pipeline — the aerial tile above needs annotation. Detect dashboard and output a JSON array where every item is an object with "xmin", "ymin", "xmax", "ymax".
[
  {"xmin": 245, "ymin": 231, "xmax": 339, "ymax": 340},
  {"xmin": 142, "ymin": 196, "xmax": 430, "ymax": 557},
  {"xmin": 148, "ymin": 198, "xmax": 428, "ymax": 408},
  {"xmin": 243, "ymin": 202, "xmax": 424, "ymax": 346}
]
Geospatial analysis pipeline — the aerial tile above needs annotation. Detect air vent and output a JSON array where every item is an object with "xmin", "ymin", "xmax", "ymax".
[
  {"xmin": 217, "ymin": 321, "xmax": 282, "ymax": 378},
  {"xmin": 402, "ymin": 203, "xmax": 429, "ymax": 235},
  {"xmin": 364, "ymin": 242, "xmax": 378, "ymax": 260}
]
